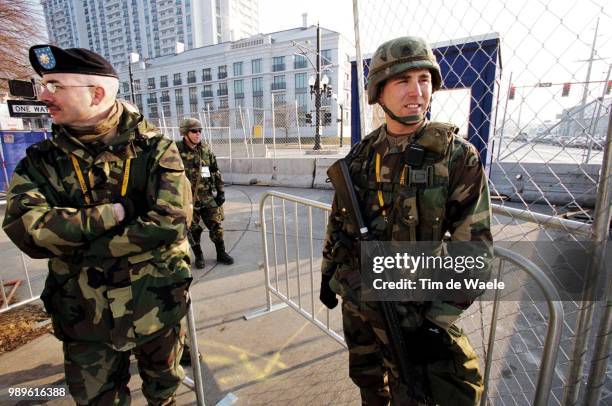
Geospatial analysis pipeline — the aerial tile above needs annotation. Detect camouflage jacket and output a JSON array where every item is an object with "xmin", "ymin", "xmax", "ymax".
[
  {"xmin": 321, "ymin": 122, "xmax": 493, "ymax": 328},
  {"xmin": 176, "ymin": 140, "xmax": 223, "ymax": 208},
  {"xmin": 2, "ymin": 102, "xmax": 193, "ymax": 351}
]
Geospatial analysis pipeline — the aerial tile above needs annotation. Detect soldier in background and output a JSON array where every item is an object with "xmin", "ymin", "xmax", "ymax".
[
  {"xmin": 2, "ymin": 45, "xmax": 193, "ymax": 404},
  {"xmin": 177, "ymin": 118, "xmax": 234, "ymax": 269},
  {"xmin": 320, "ymin": 36, "xmax": 492, "ymax": 405}
]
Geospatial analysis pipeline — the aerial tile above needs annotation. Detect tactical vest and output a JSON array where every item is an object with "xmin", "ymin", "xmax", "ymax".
[{"xmin": 346, "ymin": 122, "xmax": 457, "ymax": 243}]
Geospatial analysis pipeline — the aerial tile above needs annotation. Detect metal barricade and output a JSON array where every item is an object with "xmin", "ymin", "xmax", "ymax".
[{"xmin": 246, "ymin": 190, "xmax": 565, "ymax": 405}]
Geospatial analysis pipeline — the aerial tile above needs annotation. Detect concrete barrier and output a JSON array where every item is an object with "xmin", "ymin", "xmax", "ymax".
[
  {"xmin": 219, "ymin": 158, "xmax": 315, "ymax": 188},
  {"xmin": 489, "ymin": 162, "xmax": 600, "ymax": 206},
  {"xmin": 218, "ymin": 157, "xmax": 600, "ymax": 207}
]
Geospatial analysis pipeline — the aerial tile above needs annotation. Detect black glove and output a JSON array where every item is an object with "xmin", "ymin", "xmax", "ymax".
[
  {"xmin": 406, "ymin": 319, "xmax": 453, "ymax": 364},
  {"xmin": 214, "ymin": 192, "xmax": 225, "ymax": 207},
  {"xmin": 319, "ymin": 274, "xmax": 338, "ymax": 309},
  {"xmin": 117, "ymin": 196, "xmax": 147, "ymax": 222}
]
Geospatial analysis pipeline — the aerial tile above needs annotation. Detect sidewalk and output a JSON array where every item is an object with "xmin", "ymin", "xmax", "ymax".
[{"xmin": 0, "ymin": 185, "xmax": 359, "ymax": 405}]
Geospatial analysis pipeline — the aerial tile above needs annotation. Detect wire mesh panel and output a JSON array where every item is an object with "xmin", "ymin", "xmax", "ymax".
[
  {"xmin": 151, "ymin": 104, "xmax": 351, "ymax": 159},
  {"xmin": 353, "ymin": 0, "xmax": 612, "ymax": 403}
]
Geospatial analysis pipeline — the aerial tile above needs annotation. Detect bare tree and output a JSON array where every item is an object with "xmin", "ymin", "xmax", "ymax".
[{"xmin": 0, "ymin": 0, "xmax": 46, "ymax": 92}]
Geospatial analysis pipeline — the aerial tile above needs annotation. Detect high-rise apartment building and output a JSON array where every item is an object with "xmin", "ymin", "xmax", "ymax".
[{"xmin": 41, "ymin": 0, "xmax": 259, "ymax": 68}]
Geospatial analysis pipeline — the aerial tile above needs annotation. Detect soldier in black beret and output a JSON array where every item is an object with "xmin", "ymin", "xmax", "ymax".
[{"xmin": 3, "ymin": 45, "xmax": 194, "ymax": 405}]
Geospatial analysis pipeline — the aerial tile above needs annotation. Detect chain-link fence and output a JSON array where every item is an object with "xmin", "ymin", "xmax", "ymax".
[
  {"xmin": 353, "ymin": 0, "xmax": 612, "ymax": 404},
  {"xmin": 149, "ymin": 103, "xmax": 351, "ymax": 159}
]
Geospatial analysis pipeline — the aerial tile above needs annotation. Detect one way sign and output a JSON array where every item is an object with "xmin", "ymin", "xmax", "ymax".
[{"xmin": 7, "ymin": 100, "xmax": 49, "ymax": 117}]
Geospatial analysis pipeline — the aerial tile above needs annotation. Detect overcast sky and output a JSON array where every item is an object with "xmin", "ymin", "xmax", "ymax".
[{"xmin": 259, "ymin": 0, "xmax": 612, "ymax": 125}]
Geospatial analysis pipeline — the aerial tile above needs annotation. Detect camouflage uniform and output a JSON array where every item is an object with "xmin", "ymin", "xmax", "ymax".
[
  {"xmin": 177, "ymin": 118, "xmax": 233, "ymax": 267},
  {"xmin": 320, "ymin": 37, "xmax": 492, "ymax": 406},
  {"xmin": 2, "ymin": 102, "xmax": 193, "ymax": 405}
]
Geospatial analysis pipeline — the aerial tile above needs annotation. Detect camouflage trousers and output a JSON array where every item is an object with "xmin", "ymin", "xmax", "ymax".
[
  {"xmin": 342, "ymin": 299, "xmax": 483, "ymax": 406},
  {"xmin": 63, "ymin": 322, "xmax": 186, "ymax": 406},
  {"xmin": 188, "ymin": 205, "xmax": 224, "ymax": 248}
]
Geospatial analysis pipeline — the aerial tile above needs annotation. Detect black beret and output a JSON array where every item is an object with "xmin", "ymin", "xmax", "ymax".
[{"xmin": 29, "ymin": 44, "xmax": 118, "ymax": 78}]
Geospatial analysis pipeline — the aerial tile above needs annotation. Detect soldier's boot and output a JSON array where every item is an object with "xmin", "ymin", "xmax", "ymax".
[
  {"xmin": 192, "ymin": 245, "xmax": 205, "ymax": 269},
  {"xmin": 215, "ymin": 241, "xmax": 234, "ymax": 265}
]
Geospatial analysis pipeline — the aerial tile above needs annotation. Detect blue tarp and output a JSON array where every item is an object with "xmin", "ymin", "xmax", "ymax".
[
  {"xmin": 351, "ymin": 36, "xmax": 500, "ymax": 164},
  {"xmin": 0, "ymin": 131, "xmax": 49, "ymax": 191}
]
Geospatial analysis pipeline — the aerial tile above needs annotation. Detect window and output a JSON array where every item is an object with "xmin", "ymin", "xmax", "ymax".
[
  {"xmin": 147, "ymin": 77, "xmax": 155, "ymax": 89},
  {"xmin": 161, "ymin": 90, "xmax": 170, "ymax": 103},
  {"xmin": 322, "ymin": 49, "xmax": 332, "ymax": 65},
  {"xmin": 252, "ymin": 77, "xmax": 263, "ymax": 96},
  {"xmin": 297, "ymin": 93, "xmax": 308, "ymax": 125},
  {"xmin": 253, "ymin": 95, "xmax": 263, "ymax": 109},
  {"xmin": 188, "ymin": 87, "xmax": 197, "ymax": 103},
  {"xmin": 219, "ymin": 97, "xmax": 229, "ymax": 109},
  {"xmin": 122, "ymin": 82, "xmax": 130, "ymax": 93},
  {"xmin": 173, "ymin": 73, "xmax": 182, "ymax": 86},
  {"xmin": 272, "ymin": 75, "xmax": 286, "ymax": 91},
  {"xmin": 251, "ymin": 58, "xmax": 262, "ymax": 74},
  {"xmin": 218, "ymin": 65, "xmax": 227, "ymax": 79},
  {"xmin": 162, "ymin": 104, "xmax": 171, "ymax": 119},
  {"xmin": 149, "ymin": 105, "xmax": 159, "ymax": 118},
  {"xmin": 135, "ymin": 93, "xmax": 143, "ymax": 111},
  {"xmin": 272, "ymin": 56, "xmax": 285, "ymax": 72},
  {"xmin": 202, "ymin": 68, "xmax": 212, "ymax": 81},
  {"xmin": 233, "ymin": 61, "xmax": 243, "ymax": 76},
  {"xmin": 294, "ymin": 54, "xmax": 307, "ymax": 69},
  {"xmin": 234, "ymin": 80, "xmax": 244, "ymax": 98},
  {"xmin": 160, "ymin": 75, "xmax": 168, "ymax": 88},
  {"xmin": 187, "ymin": 70, "xmax": 196, "ymax": 84},
  {"xmin": 295, "ymin": 73, "xmax": 307, "ymax": 92},
  {"xmin": 202, "ymin": 84, "xmax": 213, "ymax": 98},
  {"xmin": 147, "ymin": 92, "xmax": 157, "ymax": 104},
  {"xmin": 217, "ymin": 82, "xmax": 228, "ymax": 96},
  {"xmin": 133, "ymin": 79, "xmax": 141, "ymax": 91},
  {"xmin": 175, "ymin": 88, "xmax": 183, "ymax": 106},
  {"xmin": 204, "ymin": 99, "xmax": 214, "ymax": 112}
]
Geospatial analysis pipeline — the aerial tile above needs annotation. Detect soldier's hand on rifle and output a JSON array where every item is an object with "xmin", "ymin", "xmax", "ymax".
[
  {"xmin": 214, "ymin": 191, "xmax": 225, "ymax": 207},
  {"xmin": 407, "ymin": 319, "xmax": 453, "ymax": 364},
  {"xmin": 319, "ymin": 274, "xmax": 338, "ymax": 309}
]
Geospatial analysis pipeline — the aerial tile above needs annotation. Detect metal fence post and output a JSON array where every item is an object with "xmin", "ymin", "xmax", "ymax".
[
  {"xmin": 583, "ymin": 108, "xmax": 612, "ymax": 406},
  {"xmin": 564, "ymin": 108, "xmax": 612, "ymax": 405}
]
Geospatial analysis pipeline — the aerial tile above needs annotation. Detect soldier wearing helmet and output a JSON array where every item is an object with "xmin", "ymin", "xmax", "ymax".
[
  {"xmin": 320, "ymin": 37, "xmax": 492, "ymax": 405},
  {"xmin": 177, "ymin": 118, "xmax": 234, "ymax": 268}
]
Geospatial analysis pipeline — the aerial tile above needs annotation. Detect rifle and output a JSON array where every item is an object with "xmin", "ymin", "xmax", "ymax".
[{"xmin": 327, "ymin": 158, "xmax": 420, "ymax": 392}]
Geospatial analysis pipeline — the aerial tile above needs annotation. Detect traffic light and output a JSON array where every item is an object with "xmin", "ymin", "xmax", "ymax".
[
  {"xmin": 305, "ymin": 112, "xmax": 312, "ymax": 124},
  {"xmin": 509, "ymin": 86, "xmax": 516, "ymax": 100},
  {"xmin": 562, "ymin": 82, "xmax": 571, "ymax": 97},
  {"xmin": 323, "ymin": 112, "xmax": 332, "ymax": 125},
  {"xmin": 606, "ymin": 80, "xmax": 612, "ymax": 95}
]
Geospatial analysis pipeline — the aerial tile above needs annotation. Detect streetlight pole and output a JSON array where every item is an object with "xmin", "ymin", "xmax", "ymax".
[
  {"xmin": 128, "ymin": 55, "xmax": 135, "ymax": 104},
  {"xmin": 339, "ymin": 103, "xmax": 344, "ymax": 147},
  {"xmin": 314, "ymin": 23, "xmax": 322, "ymax": 150}
]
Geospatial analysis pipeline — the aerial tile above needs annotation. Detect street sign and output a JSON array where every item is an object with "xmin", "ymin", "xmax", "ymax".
[{"xmin": 6, "ymin": 100, "xmax": 49, "ymax": 118}]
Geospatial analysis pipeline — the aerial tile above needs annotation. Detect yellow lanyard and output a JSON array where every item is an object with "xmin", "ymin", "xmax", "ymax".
[
  {"xmin": 375, "ymin": 152, "xmax": 386, "ymax": 218},
  {"xmin": 120, "ymin": 158, "xmax": 131, "ymax": 197},
  {"xmin": 70, "ymin": 155, "xmax": 132, "ymax": 204}
]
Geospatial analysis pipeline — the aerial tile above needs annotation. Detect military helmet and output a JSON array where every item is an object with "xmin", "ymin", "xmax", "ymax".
[
  {"xmin": 180, "ymin": 118, "xmax": 202, "ymax": 135},
  {"xmin": 366, "ymin": 36, "xmax": 442, "ymax": 104}
]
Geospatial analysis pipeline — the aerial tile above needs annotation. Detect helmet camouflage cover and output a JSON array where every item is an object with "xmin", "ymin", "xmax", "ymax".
[
  {"xmin": 180, "ymin": 118, "xmax": 202, "ymax": 135},
  {"xmin": 367, "ymin": 36, "xmax": 442, "ymax": 104}
]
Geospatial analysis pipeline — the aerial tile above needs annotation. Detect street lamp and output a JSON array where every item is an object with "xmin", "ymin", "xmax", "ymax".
[
  {"xmin": 292, "ymin": 23, "xmax": 331, "ymax": 150},
  {"xmin": 128, "ymin": 52, "xmax": 139, "ymax": 104}
]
